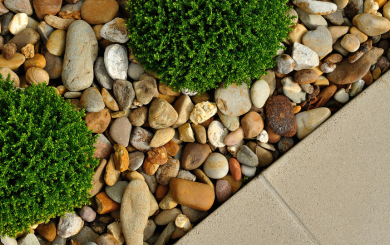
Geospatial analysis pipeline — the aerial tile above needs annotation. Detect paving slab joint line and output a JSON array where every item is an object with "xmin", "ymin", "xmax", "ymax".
[{"xmin": 259, "ymin": 175, "xmax": 321, "ymax": 245}]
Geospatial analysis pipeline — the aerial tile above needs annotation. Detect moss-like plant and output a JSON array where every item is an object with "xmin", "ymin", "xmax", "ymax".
[
  {"xmin": 126, "ymin": 0, "xmax": 294, "ymax": 92},
  {"xmin": 0, "ymin": 76, "xmax": 99, "ymax": 238}
]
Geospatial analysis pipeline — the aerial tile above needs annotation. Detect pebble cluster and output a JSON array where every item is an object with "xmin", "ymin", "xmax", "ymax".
[{"xmin": 1, "ymin": 0, "xmax": 389, "ymax": 244}]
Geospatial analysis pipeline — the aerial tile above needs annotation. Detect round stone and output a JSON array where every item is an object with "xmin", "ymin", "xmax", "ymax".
[
  {"xmin": 216, "ymin": 180, "xmax": 231, "ymax": 203},
  {"xmin": 128, "ymin": 62, "xmax": 145, "ymax": 80},
  {"xmin": 265, "ymin": 95, "xmax": 297, "ymax": 137},
  {"xmin": 294, "ymin": 69, "xmax": 319, "ymax": 84},
  {"xmin": 203, "ymin": 153, "xmax": 229, "ymax": 179},
  {"xmin": 0, "ymin": 67, "xmax": 19, "ymax": 87},
  {"xmin": 340, "ymin": 34, "xmax": 360, "ymax": 52},
  {"xmin": 241, "ymin": 111, "xmax": 264, "ymax": 138},
  {"xmin": 334, "ymin": 88, "xmax": 349, "ymax": 103},
  {"xmin": 352, "ymin": 13, "xmax": 390, "ymax": 37},
  {"xmin": 8, "ymin": 13, "xmax": 28, "ymax": 35},
  {"xmin": 129, "ymin": 106, "xmax": 148, "ymax": 126},
  {"xmin": 79, "ymin": 205, "xmax": 97, "ymax": 222},
  {"xmin": 81, "ymin": 0, "xmax": 119, "ymax": 25},
  {"xmin": 241, "ymin": 165, "xmax": 256, "ymax": 177},
  {"xmin": 46, "ymin": 30, "xmax": 66, "ymax": 56},
  {"xmin": 110, "ymin": 117, "xmax": 132, "ymax": 147},
  {"xmin": 104, "ymin": 44, "xmax": 128, "ymax": 80},
  {"xmin": 44, "ymin": 52, "xmax": 62, "ymax": 79},
  {"xmin": 33, "ymin": 0, "xmax": 62, "ymax": 20},
  {"xmin": 100, "ymin": 17, "xmax": 129, "ymax": 43},
  {"xmin": 80, "ymin": 87, "xmax": 105, "ymax": 113},
  {"xmin": 215, "ymin": 82, "xmax": 251, "ymax": 116},
  {"xmin": 85, "ymin": 109, "xmax": 111, "ymax": 134},
  {"xmin": 250, "ymin": 79, "xmax": 270, "ymax": 108},
  {"xmin": 94, "ymin": 57, "xmax": 114, "ymax": 90},
  {"xmin": 207, "ymin": 120, "xmax": 229, "ymax": 147},
  {"xmin": 181, "ymin": 142, "xmax": 210, "ymax": 170},
  {"xmin": 277, "ymin": 137, "xmax": 295, "ymax": 154},
  {"xmin": 26, "ymin": 67, "xmax": 49, "ymax": 85}
]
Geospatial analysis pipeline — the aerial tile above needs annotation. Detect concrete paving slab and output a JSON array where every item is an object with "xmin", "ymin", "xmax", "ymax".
[
  {"xmin": 263, "ymin": 75, "xmax": 390, "ymax": 245},
  {"xmin": 176, "ymin": 175, "xmax": 315, "ymax": 245}
]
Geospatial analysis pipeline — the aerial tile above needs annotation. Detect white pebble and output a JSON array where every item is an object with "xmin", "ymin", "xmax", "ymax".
[
  {"xmin": 334, "ymin": 88, "xmax": 349, "ymax": 103},
  {"xmin": 9, "ymin": 13, "xmax": 28, "ymax": 35},
  {"xmin": 241, "ymin": 165, "xmax": 256, "ymax": 177},
  {"xmin": 257, "ymin": 130, "xmax": 269, "ymax": 143}
]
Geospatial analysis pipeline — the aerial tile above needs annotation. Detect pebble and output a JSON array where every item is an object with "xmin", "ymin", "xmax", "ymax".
[
  {"xmin": 295, "ymin": 107, "xmax": 331, "ymax": 139},
  {"xmin": 324, "ymin": 9, "xmax": 344, "ymax": 25},
  {"xmin": 156, "ymin": 158, "xmax": 180, "ymax": 185},
  {"xmin": 17, "ymin": 234, "xmax": 40, "ymax": 245},
  {"xmin": 293, "ymin": 0, "xmax": 337, "ymax": 15},
  {"xmin": 189, "ymin": 101, "xmax": 217, "ymax": 125},
  {"xmin": 237, "ymin": 145, "xmax": 259, "ymax": 167},
  {"xmin": 79, "ymin": 206, "xmax": 96, "ymax": 222},
  {"xmin": 257, "ymin": 130, "xmax": 269, "ymax": 143},
  {"xmin": 320, "ymin": 62, "xmax": 336, "ymax": 73},
  {"xmin": 281, "ymin": 76, "xmax": 306, "ymax": 103},
  {"xmin": 302, "ymin": 26, "xmax": 333, "ymax": 59},
  {"xmin": 45, "ymin": 15, "xmax": 75, "ymax": 30},
  {"xmin": 121, "ymin": 179, "xmax": 150, "ymax": 245},
  {"xmin": 85, "ymin": 109, "xmax": 111, "ymax": 133},
  {"xmin": 291, "ymin": 42, "xmax": 319, "ymax": 70},
  {"xmin": 0, "ymin": 68, "xmax": 19, "ymax": 87},
  {"xmin": 241, "ymin": 111, "xmax": 264, "ymax": 138},
  {"xmin": 154, "ymin": 222, "xmax": 176, "ymax": 245},
  {"xmin": 129, "ymin": 106, "xmax": 148, "ymax": 126},
  {"xmin": 224, "ymin": 127, "xmax": 244, "ymax": 146},
  {"xmin": 375, "ymin": 56, "xmax": 390, "ymax": 70},
  {"xmin": 265, "ymin": 95, "xmax": 297, "ymax": 137},
  {"xmin": 1, "ymin": 13, "xmax": 14, "ymax": 35},
  {"xmin": 85, "ymin": 243, "xmax": 97, "ymax": 245},
  {"xmin": 0, "ymin": 52, "xmax": 25, "ymax": 70},
  {"xmin": 71, "ymin": 226, "xmax": 99, "ymax": 245},
  {"xmin": 164, "ymin": 140, "xmax": 180, "ymax": 157},
  {"xmin": 95, "ymin": 192, "xmax": 120, "ymax": 214},
  {"xmin": 0, "ymin": 2, "xmax": 9, "ymax": 16},
  {"xmin": 110, "ymin": 117, "xmax": 132, "ymax": 147},
  {"xmin": 33, "ymin": 0, "xmax": 62, "ymax": 20},
  {"xmin": 26, "ymin": 67, "xmax": 49, "ymax": 85},
  {"xmin": 159, "ymin": 83, "xmax": 181, "ymax": 96},
  {"xmin": 181, "ymin": 142, "xmax": 210, "ymax": 170},
  {"xmin": 277, "ymin": 137, "xmax": 295, "ymax": 154},
  {"xmin": 93, "ymin": 133, "xmax": 113, "ymax": 159},
  {"xmin": 81, "ymin": 0, "xmax": 119, "ymax": 25},
  {"xmin": 367, "ymin": 47, "xmax": 384, "ymax": 65},
  {"xmin": 340, "ymin": 34, "xmax": 360, "ymax": 52},
  {"xmin": 241, "ymin": 165, "xmax": 256, "ymax": 177},
  {"xmin": 63, "ymin": 20, "xmax": 98, "ymax": 91},
  {"xmin": 207, "ymin": 120, "xmax": 229, "ymax": 147},
  {"xmin": 215, "ymin": 180, "xmax": 232, "ymax": 203},
  {"xmin": 21, "ymin": 43, "xmax": 34, "ymax": 59},
  {"xmin": 105, "ymin": 181, "xmax": 129, "ymax": 203},
  {"xmin": 294, "ymin": 69, "xmax": 319, "ymax": 84},
  {"xmin": 349, "ymin": 79, "xmax": 365, "ymax": 96},
  {"xmin": 36, "ymin": 222, "xmax": 56, "ymax": 242},
  {"xmin": 114, "ymin": 144, "xmax": 130, "ymax": 172},
  {"xmin": 334, "ymin": 88, "xmax": 350, "ymax": 103},
  {"xmin": 149, "ymin": 98, "xmax": 178, "ymax": 129},
  {"xmin": 9, "ymin": 13, "xmax": 28, "ymax": 35},
  {"xmin": 107, "ymin": 222, "xmax": 124, "ymax": 244},
  {"xmin": 128, "ymin": 62, "xmax": 145, "ymax": 80},
  {"xmin": 93, "ymin": 57, "xmax": 114, "ymax": 90},
  {"xmin": 215, "ymin": 82, "xmax": 251, "ymax": 116},
  {"xmin": 127, "ymin": 152, "xmax": 144, "ymax": 171},
  {"xmin": 38, "ymin": 21, "xmax": 54, "ymax": 44},
  {"xmin": 57, "ymin": 212, "xmax": 84, "ymax": 238},
  {"xmin": 149, "ymin": 128, "xmax": 175, "ymax": 147},
  {"xmin": 4, "ymin": 0, "xmax": 33, "ymax": 16},
  {"xmin": 101, "ymin": 88, "xmax": 119, "ymax": 111},
  {"xmin": 154, "ymin": 208, "xmax": 182, "ymax": 226},
  {"xmin": 203, "ymin": 153, "xmax": 229, "ymax": 179},
  {"xmin": 2, "ymin": 43, "xmax": 17, "ymax": 60},
  {"xmin": 90, "ymin": 159, "xmax": 108, "ymax": 196},
  {"xmin": 328, "ymin": 26, "xmax": 350, "ymax": 44},
  {"xmin": 52, "ymin": 235, "xmax": 66, "ymax": 245},
  {"xmin": 144, "ymin": 220, "xmax": 157, "ymax": 241},
  {"xmin": 350, "ymin": 26, "xmax": 368, "ymax": 43},
  {"xmin": 352, "ymin": 13, "xmax": 390, "ymax": 36},
  {"xmin": 173, "ymin": 95, "xmax": 194, "ymax": 128},
  {"xmin": 100, "ymin": 18, "xmax": 129, "ymax": 43},
  {"xmin": 275, "ymin": 54, "xmax": 295, "ymax": 74},
  {"xmin": 179, "ymin": 123, "xmax": 195, "ymax": 142},
  {"xmin": 170, "ymin": 178, "xmax": 214, "ymax": 211},
  {"xmin": 295, "ymin": 8, "xmax": 327, "ymax": 30},
  {"xmin": 46, "ymin": 30, "xmax": 66, "ymax": 56},
  {"xmin": 289, "ymin": 23, "xmax": 308, "ymax": 44},
  {"xmin": 104, "ymin": 44, "xmax": 128, "ymax": 80},
  {"xmin": 250, "ymin": 79, "xmax": 270, "ymax": 109},
  {"xmin": 260, "ymin": 69, "xmax": 276, "ymax": 96},
  {"xmin": 113, "ymin": 79, "xmax": 135, "ymax": 110},
  {"xmin": 134, "ymin": 74, "xmax": 157, "ymax": 105},
  {"xmin": 95, "ymin": 234, "xmax": 121, "ymax": 245},
  {"xmin": 130, "ymin": 127, "xmax": 153, "ymax": 152},
  {"xmin": 140, "ymin": 171, "xmax": 158, "ymax": 193},
  {"xmin": 80, "ymin": 87, "xmax": 105, "ymax": 112},
  {"xmin": 44, "ymin": 52, "xmax": 62, "ymax": 79},
  {"xmin": 327, "ymin": 53, "xmax": 371, "ymax": 84},
  {"xmin": 177, "ymin": 169, "xmax": 196, "ymax": 181},
  {"xmin": 250, "ymin": 143, "xmax": 273, "ymax": 167},
  {"xmin": 217, "ymin": 110, "xmax": 240, "ymax": 132}
]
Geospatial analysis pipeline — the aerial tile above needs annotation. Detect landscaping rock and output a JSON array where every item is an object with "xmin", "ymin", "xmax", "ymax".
[
  {"xmin": 104, "ymin": 44, "xmax": 128, "ymax": 80},
  {"xmin": 181, "ymin": 142, "xmax": 210, "ymax": 170},
  {"xmin": 293, "ymin": 0, "xmax": 337, "ymax": 15},
  {"xmin": 44, "ymin": 52, "xmax": 62, "ymax": 79},
  {"xmin": 327, "ymin": 53, "xmax": 371, "ymax": 84},
  {"xmin": 79, "ymin": 205, "xmax": 96, "ymax": 222},
  {"xmin": 250, "ymin": 80, "xmax": 270, "ymax": 108},
  {"xmin": 266, "ymin": 95, "xmax": 297, "ymax": 137},
  {"xmin": 80, "ymin": 87, "xmax": 105, "ymax": 113},
  {"xmin": 241, "ymin": 111, "xmax": 264, "ymax": 138},
  {"xmin": 85, "ymin": 109, "xmax": 111, "ymax": 133},
  {"xmin": 81, "ymin": 0, "xmax": 118, "ymax": 25},
  {"xmin": 281, "ymin": 76, "xmax": 306, "ymax": 103},
  {"xmin": 203, "ymin": 153, "xmax": 229, "ymax": 179},
  {"xmin": 113, "ymin": 79, "xmax": 135, "ymax": 110},
  {"xmin": 133, "ymin": 74, "xmax": 157, "ymax": 105},
  {"xmin": 71, "ymin": 226, "xmax": 99, "ymax": 245},
  {"xmin": 208, "ymin": 120, "xmax": 229, "ymax": 147},
  {"xmin": 237, "ymin": 145, "xmax": 259, "ymax": 167},
  {"xmin": 215, "ymin": 83, "xmax": 251, "ymax": 116},
  {"xmin": 95, "ymin": 57, "xmax": 114, "ymax": 90},
  {"xmin": 4, "ymin": 0, "xmax": 33, "ymax": 16},
  {"xmin": 57, "ymin": 213, "xmax": 84, "ymax": 238},
  {"xmin": 302, "ymin": 26, "xmax": 332, "ymax": 59},
  {"xmin": 292, "ymin": 42, "xmax": 319, "ymax": 70},
  {"xmin": 295, "ymin": 107, "xmax": 331, "ymax": 139},
  {"xmin": 106, "ymin": 181, "xmax": 129, "ymax": 203},
  {"xmin": 100, "ymin": 18, "xmax": 129, "ymax": 43},
  {"xmin": 352, "ymin": 13, "xmax": 390, "ymax": 36},
  {"xmin": 109, "ymin": 117, "xmax": 131, "ymax": 147},
  {"xmin": 130, "ymin": 127, "xmax": 153, "ymax": 152},
  {"xmin": 128, "ymin": 62, "xmax": 145, "ymax": 80},
  {"xmin": 149, "ymin": 98, "xmax": 178, "ymax": 129}
]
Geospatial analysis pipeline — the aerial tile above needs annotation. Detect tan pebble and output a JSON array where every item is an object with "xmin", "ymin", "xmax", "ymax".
[
  {"xmin": 0, "ymin": 52, "xmax": 25, "ymax": 70},
  {"xmin": 126, "ymin": 171, "xmax": 145, "ymax": 181},
  {"xmin": 191, "ymin": 124, "xmax": 207, "ymax": 144},
  {"xmin": 175, "ymin": 214, "xmax": 192, "ymax": 232},
  {"xmin": 113, "ymin": 144, "xmax": 129, "ymax": 172},
  {"xmin": 191, "ymin": 91, "xmax": 210, "ymax": 104},
  {"xmin": 159, "ymin": 190, "xmax": 178, "ymax": 210},
  {"xmin": 324, "ymin": 54, "xmax": 343, "ymax": 64},
  {"xmin": 350, "ymin": 26, "xmax": 368, "ymax": 43},
  {"xmin": 163, "ymin": 140, "xmax": 180, "ymax": 157},
  {"xmin": 288, "ymin": 24, "xmax": 308, "ymax": 44},
  {"xmin": 190, "ymin": 101, "xmax": 217, "ymax": 124},
  {"xmin": 101, "ymin": 88, "xmax": 119, "ymax": 111},
  {"xmin": 105, "ymin": 154, "xmax": 121, "ymax": 186},
  {"xmin": 364, "ymin": 0, "xmax": 379, "ymax": 14},
  {"xmin": 93, "ymin": 25, "xmax": 103, "ymax": 41},
  {"xmin": 143, "ymin": 158, "xmax": 160, "ymax": 175},
  {"xmin": 24, "ymin": 53, "xmax": 46, "ymax": 71},
  {"xmin": 21, "ymin": 43, "xmax": 34, "ymax": 59},
  {"xmin": 0, "ymin": 67, "xmax": 20, "ymax": 87},
  {"xmin": 372, "ymin": 67, "xmax": 382, "ymax": 79},
  {"xmin": 157, "ymin": 93, "xmax": 176, "ymax": 104},
  {"xmin": 46, "ymin": 30, "xmax": 66, "ymax": 56},
  {"xmin": 111, "ymin": 110, "xmax": 126, "ymax": 118},
  {"xmin": 26, "ymin": 67, "xmax": 49, "ymax": 85},
  {"xmin": 44, "ymin": 15, "xmax": 75, "ymax": 30},
  {"xmin": 56, "ymin": 85, "xmax": 67, "ymax": 96},
  {"xmin": 328, "ymin": 26, "xmax": 350, "ymax": 44},
  {"xmin": 178, "ymin": 123, "xmax": 195, "ymax": 142},
  {"xmin": 158, "ymin": 82, "xmax": 181, "ymax": 96},
  {"xmin": 340, "ymin": 34, "xmax": 360, "ymax": 52}
]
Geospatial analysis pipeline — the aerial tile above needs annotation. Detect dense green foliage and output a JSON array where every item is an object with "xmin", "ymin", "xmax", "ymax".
[
  {"xmin": 126, "ymin": 0, "xmax": 294, "ymax": 92},
  {"xmin": 0, "ymin": 77, "xmax": 99, "ymax": 238}
]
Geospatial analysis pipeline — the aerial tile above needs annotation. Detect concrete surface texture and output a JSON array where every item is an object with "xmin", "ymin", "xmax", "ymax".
[{"xmin": 175, "ymin": 71, "xmax": 390, "ymax": 245}]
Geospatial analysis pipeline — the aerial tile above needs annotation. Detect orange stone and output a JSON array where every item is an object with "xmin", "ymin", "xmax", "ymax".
[
  {"xmin": 317, "ymin": 85, "xmax": 337, "ymax": 107},
  {"xmin": 229, "ymin": 158, "xmax": 242, "ymax": 181},
  {"xmin": 85, "ymin": 109, "xmax": 111, "ymax": 134},
  {"xmin": 265, "ymin": 121, "xmax": 281, "ymax": 144},
  {"xmin": 293, "ymin": 106, "xmax": 302, "ymax": 114},
  {"xmin": 170, "ymin": 178, "xmax": 215, "ymax": 211},
  {"xmin": 95, "ymin": 192, "xmax": 120, "ymax": 214},
  {"xmin": 155, "ymin": 184, "xmax": 169, "ymax": 202},
  {"xmin": 36, "ymin": 221, "xmax": 56, "ymax": 242},
  {"xmin": 147, "ymin": 147, "xmax": 168, "ymax": 165},
  {"xmin": 24, "ymin": 53, "xmax": 46, "ymax": 71},
  {"xmin": 163, "ymin": 140, "xmax": 180, "ymax": 157},
  {"xmin": 143, "ymin": 157, "xmax": 160, "ymax": 175},
  {"xmin": 113, "ymin": 144, "xmax": 129, "ymax": 172}
]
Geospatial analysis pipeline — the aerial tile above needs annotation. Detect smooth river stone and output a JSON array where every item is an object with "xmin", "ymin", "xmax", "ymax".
[
  {"xmin": 295, "ymin": 107, "xmax": 331, "ymax": 139},
  {"xmin": 327, "ymin": 53, "xmax": 371, "ymax": 84},
  {"xmin": 293, "ymin": 0, "xmax": 337, "ymax": 15},
  {"xmin": 352, "ymin": 13, "xmax": 390, "ymax": 37},
  {"xmin": 0, "ymin": 53, "xmax": 25, "ymax": 70},
  {"xmin": 265, "ymin": 95, "xmax": 297, "ymax": 137},
  {"xmin": 215, "ymin": 82, "xmax": 251, "ymax": 116},
  {"xmin": 170, "ymin": 178, "xmax": 215, "ymax": 211},
  {"xmin": 62, "ymin": 20, "xmax": 98, "ymax": 91},
  {"xmin": 104, "ymin": 44, "xmax": 128, "ymax": 80},
  {"xmin": 302, "ymin": 26, "xmax": 333, "ymax": 59}
]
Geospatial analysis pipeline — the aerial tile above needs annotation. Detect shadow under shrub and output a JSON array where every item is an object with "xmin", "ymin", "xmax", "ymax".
[
  {"xmin": 126, "ymin": 0, "xmax": 294, "ymax": 93},
  {"xmin": 0, "ymin": 77, "xmax": 99, "ymax": 238}
]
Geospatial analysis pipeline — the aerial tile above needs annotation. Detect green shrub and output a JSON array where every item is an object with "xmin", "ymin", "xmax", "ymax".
[
  {"xmin": 126, "ymin": 0, "xmax": 294, "ymax": 93},
  {"xmin": 0, "ymin": 77, "xmax": 99, "ymax": 238}
]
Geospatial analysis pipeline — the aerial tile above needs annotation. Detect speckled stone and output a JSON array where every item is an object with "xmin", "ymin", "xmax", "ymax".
[
  {"xmin": 265, "ymin": 95, "xmax": 297, "ymax": 137},
  {"xmin": 80, "ymin": 87, "xmax": 105, "ymax": 113}
]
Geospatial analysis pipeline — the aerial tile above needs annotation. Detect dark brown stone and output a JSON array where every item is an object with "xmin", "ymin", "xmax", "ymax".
[
  {"xmin": 327, "ymin": 53, "xmax": 371, "ymax": 84},
  {"xmin": 265, "ymin": 95, "xmax": 297, "ymax": 137},
  {"xmin": 348, "ymin": 51, "xmax": 364, "ymax": 63},
  {"xmin": 324, "ymin": 54, "xmax": 343, "ymax": 64},
  {"xmin": 375, "ymin": 56, "xmax": 390, "ymax": 71},
  {"xmin": 361, "ymin": 70, "xmax": 374, "ymax": 86},
  {"xmin": 294, "ymin": 69, "xmax": 319, "ymax": 84},
  {"xmin": 2, "ymin": 43, "xmax": 16, "ymax": 60},
  {"xmin": 277, "ymin": 137, "xmax": 295, "ymax": 154},
  {"xmin": 90, "ymin": 214, "xmax": 115, "ymax": 234},
  {"xmin": 181, "ymin": 143, "xmax": 211, "ymax": 170},
  {"xmin": 317, "ymin": 85, "xmax": 337, "ymax": 107},
  {"xmin": 360, "ymin": 39, "xmax": 373, "ymax": 54}
]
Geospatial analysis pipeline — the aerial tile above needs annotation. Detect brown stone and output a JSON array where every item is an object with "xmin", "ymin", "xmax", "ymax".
[
  {"xmin": 44, "ymin": 52, "xmax": 62, "ymax": 79},
  {"xmin": 293, "ymin": 106, "xmax": 301, "ymax": 114},
  {"xmin": 81, "ymin": 0, "xmax": 119, "ymax": 25},
  {"xmin": 90, "ymin": 159, "xmax": 108, "ymax": 196},
  {"xmin": 224, "ymin": 127, "xmax": 244, "ymax": 146},
  {"xmin": 26, "ymin": 67, "xmax": 49, "ymax": 85},
  {"xmin": 265, "ymin": 95, "xmax": 297, "ymax": 137},
  {"xmin": 95, "ymin": 192, "xmax": 120, "ymax": 214},
  {"xmin": 163, "ymin": 140, "xmax": 180, "ymax": 157},
  {"xmin": 362, "ymin": 70, "xmax": 374, "ymax": 85},
  {"xmin": 229, "ymin": 158, "xmax": 242, "ymax": 181},
  {"xmin": 36, "ymin": 222, "xmax": 56, "ymax": 242},
  {"xmin": 192, "ymin": 91, "xmax": 210, "ymax": 104},
  {"xmin": 159, "ymin": 82, "xmax": 181, "ymax": 96},
  {"xmin": 193, "ymin": 169, "xmax": 214, "ymax": 188},
  {"xmin": 149, "ymin": 98, "xmax": 178, "ymax": 129},
  {"xmin": 101, "ymin": 88, "xmax": 119, "ymax": 111},
  {"xmin": 327, "ymin": 53, "xmax": 371, "ymax": 85},
  {"xmin": 220, "ymin": 174, "xmax": 242, "ymax": 194},
  {"xmin": 155, "ymin": 184, "xmax": 169, "ymax": 202},
  {"xmin": 85, "ymin": 109, "xmax": 111, "ymax": 134},
  {"xmin": 0, "ymin": 53, "xmax": 25, "ymax": 70},
  {"xmin": 33, "ymin": 0, "xmax": 62, "ymax": 20},
  {"xmin": 246, "ymin": 141, "xmax": 273, "ymax": 168},
  {"xmin": 265, "ymin": 121, "xmax": 281, "ymax": 143},
  {"xmin": 44, "ymin": 15, "xmax": 75, "ymax": 30},
  {"xmin": 93, "ymin": 134, "xmax": 113, "ymax": 159},
  {"xmin": 173, "ymin": 95, "xmax": 194, "ymax": 128},
  {"xmin": 24, "ymin": 53, "xmax": 45, "ymax": 71},
  {"xmin": 361, "ymin": 39, "xmax": 373, "ymax": 53},
  {"xmin": 294, "ymin": 69, "xmax": 319, "ymax": 84},
  {"xmin": 104, "ymin": 155, "xmax": 120, "ymax": 186},
  {"xmin": 143, "ymin": 157, "xmax": 160, "ymax": 175},
  {"xmin": 191, "ymin": 124, "xmax": 207, "ymax": 144},
  {"xmin": 200, "ymin": 116, "xmax": 213, "ymax": 128},
  {"xmin": 113, "ymin": 144, "xmax": 129, "ymax": 172},
  {"xmin": 324, "ymin": 54, "xmax": 343, "ymax": 64},
  {"xmin": 348, "ymin": 51, "xmax": 364, "ymax": 63},
  {"xmin": 129, "ymin": 106, "xmax": 148, "ymax": 126},
  {"xmin": 317, "ymin": 85, "xmax": 337, "ymax": 107},
  {"xmin": 2, "ymin": 43, "xmax": 17, "ymax": 60},
  {"xmin": 241, "ymin": 111, "xmax": 264, "ymax": 138},
  {"xmin": 156, "ymin": 158, "xmax": 180, "ymax": 185},
  {"xmin": 181, "ymin": 143, "xmax": 210, "ymax": 170},
  {"xmin": 147, "ymin": 147, "xmax": 168, "ymax": 165},
  {"xmin": 372, "ymin": 67, "xmax": 381, "ymax": 80},
  {"xmin": 170, "ymin": 178, "xmax": 215, "ymax": 211}
]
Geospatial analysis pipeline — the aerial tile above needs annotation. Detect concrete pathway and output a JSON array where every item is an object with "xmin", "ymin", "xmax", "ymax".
[{"xmin": 176, "ymin": 72, "xmax": 390, "ymax": 245}]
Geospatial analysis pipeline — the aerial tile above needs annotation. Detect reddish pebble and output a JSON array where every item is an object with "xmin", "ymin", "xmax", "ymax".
[
  {"xmin": 216, "ymin": 180, "xmax": 232, "ymax": 203},
  {"xmin": 229, "ymin": 158, "xmax": 242, "ymax": 181},
  {"xmin": 95, "ymin": 192, "xmax": 120, "ymax": 214},
  {"xmin": 155, "ymin": 184, "xmax": 170, "ymax": 202}
]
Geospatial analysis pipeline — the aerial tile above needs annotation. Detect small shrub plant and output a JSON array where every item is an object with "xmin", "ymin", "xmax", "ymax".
[
  {"xmin": 0, "ymin": 76, "xmax": 99, "ymax": 238},
  {"xmin": 126, "ymin": 0, "xmax": 295, "ymax": 92}
]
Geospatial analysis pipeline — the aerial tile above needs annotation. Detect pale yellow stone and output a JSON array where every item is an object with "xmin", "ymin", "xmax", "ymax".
[
  {"xmin": 328, "ymin": 26, "xmax": 350, "ymax": 44},
  {"xmin": 383, "ymin": 1, "xmax": 390, "ymax": 20},
  {"xmin": 56, "ymin": 85, "xmax": 67, "ymax": 96},
  {"xmin": 149, "ymin": 191, "xmax": 159, "ymax": 217},
  {"xmin": 21, "ymin": 44, "xmax": 34, "ymax": 59},
  {"xmin": 175, "ymin": 214, "xmax": 192, "ymax": 232},
  {"xmin": 159, "ymin": 190, "xmax": 178, "ymax": 210},
  {"xmin": 288, "ymin": 24, "xmax": 308, "ymax": 44},
  {"xmin": 190, "ymin": 101, "xmax": 217, "ymax": 124},
  {"xmin": 46, "ymin": 30, "xmax": 66, "ymax": 56},
  {"xmin": 364, "ymin": 0, "xmax": 379, "ymax": 14},
  {"xmin": 107, "ymin": 222, "xmax": 125, "ymax": 244},
  {"xmin": 126, "ymin": 171, "xmax": 145, "ymax": 181},
  {"xmin": 350, "ymin": 26, "xmax": 368, "ymax": 43},
  {"xmin": 178, "ymin": 123, "xmax": 195, "ymax": 143},
  {"xmin": 313, "ymin": 75, "xmax": 329, "ymax": 87},
  {"xmin": 93, "ymin": 25, "xmax": 103, "ymax": 41},
  {"xmin": 375, "ymin": 0, "xmax": 388, "ymax": 8},
  {"xmin": 352, "ymin": 13, "xmax": 390, "ymax": 36}
]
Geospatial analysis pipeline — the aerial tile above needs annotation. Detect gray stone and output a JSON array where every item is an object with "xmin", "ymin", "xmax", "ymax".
[
  {"xmin": 80, "ymin": 87, "xmax": 105, "ymax": 112},
  {"xmin": 144, "ymin": 220, "xmax": 156, "ymax": 241},
  {"xmin": 139, "ymin": 170, "xmax": 158, "ymax": 193},
  {"xmin": 62, "ymin": 20, "xmax": 98, "ymax": 91},
  {"xmin": 275, "ymin": 54, "xmax": 295, "ymax": 74},
  {"xmin": 154, "ymin": 208, "xmax": 182, "ymax": 226},
  {"xmin": 70, "ymin": 226, "xmax": 99, "ymax": 245},
  {"xmin": 251, "ymin": 80, "xmax": 270, "ymax": 108},
  {"xmin": 104, "ymin": 44, "xmax": 128, "ymax": 80},
  {"xmin": 17, "ymin": 234, "xmax": 39, "ymax": 245},
  {"xmin": 94, "ymin": 57, "xmax": 114, "ymax": 90},
  {"xmin": 79, "ymin": 205, "xmax": 96, "ymax": 222},
  {"xmin": 302, "ymin": 26, "xmax": 333, "ymax": 59},
  {"xmin": 57, "ymin": 212, "xmax": 84, "ymax": 238},
  {"xmin": 27, "ymin": 17, "xmax": 38, "ymax": 32},
  {"xmin": 293, "ymin": 0, "xmax": 337, "ymax": 15},
  {"xmin": 130, "ymin": 126, "xmax": 153, "ymax": 152},
  {"xmin": 324, "ymin": 9, "xmax": 344, "ymax": 25},
  {"xmin": 128, "ymin": 151, "xmax": 144, "ymax": 171},
  {"xmin": 4, "ymin": 0, "xmax": 33, "ymax": 16},
  {"xmin": 85, "ymin": 243, "xmax": 97, "ymax": 245},
  {"xmin": 177, "ymin": 169, "xmax": 196, "ymax": 181},
  {"xmin": 296, "ymin": 8, "xmax": 327, "ymax": 30},
  {"xmin": 113, "ymin": 79, "xmax": 135, "ymax": 110},
  {"xmin": 64, "ymin": 92, "xmax": 82, "ymax": 99},
  {"xmin": 51, "ymin": 235, "xmax": 66, "ymax": 245},
  {"xmin": 237, "ymin": 145, "xmax": 259, "ymax": 167},
  {"xmin": 100, "ymin": 17, "xmax": 129, "ymax": 43},
  {"xmin": 44, "ymin": 52, "xmax": 63, "ymax": 79},
  {"xmin": 134, "ymin": 74, "xmax": 157, "ymax": 105},
  {"xmin": 106, "ymin": 181, "xmax": 129, "ymax": 203},
  {"xmin": 215, "ymin": 82, "xmax": 251, "ymax": 116},
  {"xmin": 60, "ymin": 0, "xmax": 84, "ymax": 13},
  {"xmin": 334, "ymin": 88, "xmax": 349, "ymax": 103},
  {"xmin": 154, "ymin": 222, "xmax": 175, "ymax": 245},
  {"xmin": 241, "ymin": 165, "xmax": 256, "ymax": 177},
  {"xmin": 128, "ymin": 62, "xmax": 145, "ymax": 80},
  {"xmin": 109, "ymin": 117, "xmax": 132, "ymax": 147},
  {"xmin": 7, "ymin": 28, "xmax": 40, "ymax": 52},
  {"xmin": 291, "ymin": 42, "xmax": 320, "ymax": 70},
  {"xmin": 1, "ymin": 12, "xmax": 14, "ymax": 35},
  {"xmin": 203, "ymin": 152, "xmax": 229, "ymax": 179},
  {"xmin": 37, "ymin": 21, "xmax": 54, "ymax": 45},
  {"xmin": 0, "ymin": 236, "xmax": 17, "ymax": 245},
  {"xmin": 349, "ymin": 79, "xmax": 365, "ymax": 96},
  {"xmin": 217, "ymin": 110, "xmax": 240, "ymax": 132},
  {"xmin": 181, "ymin": 205, "xmax": 208, "ymax": 223}
]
